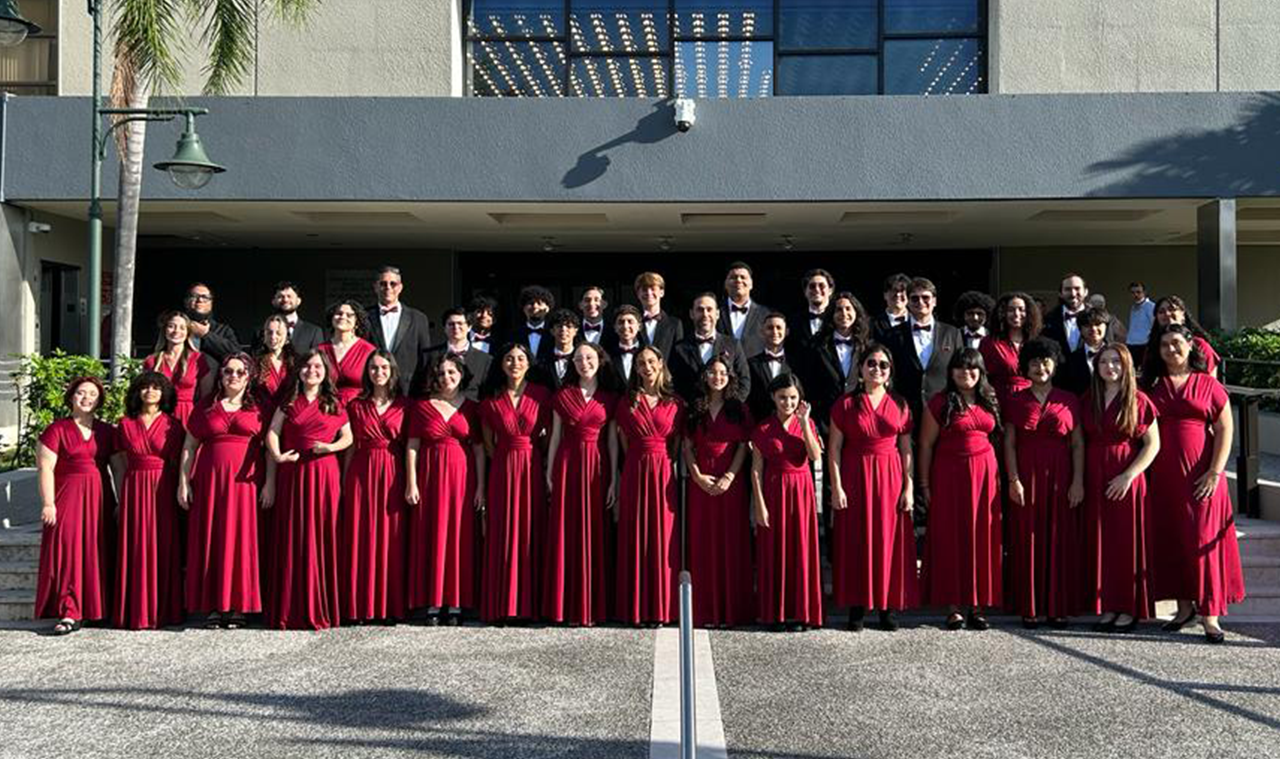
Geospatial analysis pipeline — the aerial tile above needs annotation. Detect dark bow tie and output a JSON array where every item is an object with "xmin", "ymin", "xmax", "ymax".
[
  {"xmin": 964, "ymin": 331, "xmax": 982, "ymax": 340},
  {"xmin": 730, "ymin": 304, "xmax": 749, "ymax": 315},
  {"xmin": 1063, "ymin": 312, "xmax": 1079, "ymax": 322},
  {"xmin": 765, "ymin": 354, "xmax": 785, "ymax": 364},
  {"xmin": 891, "ymin": 315, "xmax": 907, "ymax": 325},
  {"xmin": 695, "ymin": 335, "xmax": 716, "ymax": 345},
  {"xmin": 447, "ymin": 351, "xmax": 467, "ymax": 361},
  {"xmin": 583, "ymin": 322, "xmax": 603, "ymax": 332},
  {"xmin": 643, "ymin": 312, "xmax": 662, "ymax": 323},
  {"xmin": 912, "ymin": 323, "xmax": 932, "ymax": 332},
  {"xmin": 618, "ymin": 346, "xmax": 639, "ymax": 355},
  {"xmin": 380, "ymin": 306, "xmax": 399, "ymax": 315}
]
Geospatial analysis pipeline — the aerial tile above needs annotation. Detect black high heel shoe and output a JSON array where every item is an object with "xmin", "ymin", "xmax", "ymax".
[
  {"xmin": 944, "ymin": 612, "xmax": 965, "ymax": 631},
  {"xmin": 966, "ymin": 612, "xmax": 990, "ymax": 631},
  {"xmin": 1161, "ymin": 607, "xmax": 1196, "ymax": 632},
  {"xmin": 878, "ymin": 611, "xmax": 899, "ymax": 632},
  {"xmin": 1112, "ymin": 615, "xmax": 1138, "ymax": 634},
  {"xmin": 1204, "ymin": 626, "xmax": 1226, "ymax": 645}
]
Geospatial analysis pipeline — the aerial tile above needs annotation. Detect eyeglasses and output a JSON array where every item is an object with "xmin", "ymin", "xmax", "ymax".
[
  {"xmin": 908, "ymin": 294, "xmax": 934, "ymax": 303},
  {"xmin": 221, "ymin": 368, "xmax": 249, "ymax": 378},
  {"xmin": 376, "ymin": 281, "xmax": 402, "ymax": 289},
  {"xmin": 188, "ymin": 293, "xmax": 213, "ymax": 303},
  {"xmin": 864, "ymin": 359, "xmax": 891, "ymax": 370}
]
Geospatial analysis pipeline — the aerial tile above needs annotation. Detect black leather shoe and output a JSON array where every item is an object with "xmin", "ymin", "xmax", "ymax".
[
  {"xmin": 1204, "ymin": 627, "xmax": 1226, "ymax": 645},
  {"xmin": 945, "ymin": 613, "xmax": 965, "ymax": 631},
  {"xmin": 424, "ymin": 614, "xmax": 440, "ymax": 627},
  {"xmin": 1092, "ymin": 614, "xmax": 1117, "ymax": 632},
  {"xmin": 1048, "ymin": 617, "xmax": 1069, "ymax": 630},
  {"xmin": 1112, "ymin": 615, "xmax": 1138, "ymax": 634},
  {"xmin": 444, "ymin": 613, "xmax": 460, "ymax": 627},
  {"xmin": 879, "ymin": 611, "xmax": 899, "ymax": 632},
  {"xmin": 1022, "ymin": 617, "xmax": 1040, "ymax": 630},
  {"xmin": 847, "ymin": 606, "xmax": 866, "ymax": 632},
  {"xmin": 1162, "ymin": 609, "xmax": 1196, "ymax": 632},
  {"xmin": 966, "ymin": 612, "xmax": 990, "ymax": 631}
]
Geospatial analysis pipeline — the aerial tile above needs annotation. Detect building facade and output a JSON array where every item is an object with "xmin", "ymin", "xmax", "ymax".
[{"xmin": 2, "ymin": 0, "xmax": 1280, "ymax": 438}]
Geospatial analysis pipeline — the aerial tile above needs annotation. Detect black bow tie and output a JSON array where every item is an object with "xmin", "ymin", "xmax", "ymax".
[
  {"xmin": 965, "ymin": 331, "xmax": 981, "ymax": 340},
  {"xmin": 892, "ymin": 316, "xmax": 906, "ymax": 325},
  {"xmin": 618, "ymin": 346, "xmax": 638, "ymax": 355},
  {"xmin": 447, "ymin": 351, "xmax": 467, "ymax": 361},
  {"xmin": 912, "ymin": 323, "xmax": 931, "ymax": 332},
  {"xmin": 583, "ymin": 323, "xmax": 603, "ymax": 332},
  {"xmin": 765, "ymin": 354, "xmax": 785, "ymax": 364},
  {"xmin": 643, "ymin": 313, "xmax": 662, "ymax": 323},
  {"xmin": 730, "ymin": 304, "xmax": 749, "ymax": 315},
  {"xmin": 1063, "ymin": 313, "xmax": 1078, "ymax": 322},
  {"xmin": 695, "ymin": 335, "xmax": 716, "ymax": 345}
]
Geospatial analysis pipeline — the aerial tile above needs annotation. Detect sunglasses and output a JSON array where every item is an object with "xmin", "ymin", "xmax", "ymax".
[
  {"xmin": 221, "ymin": 368, "xmax": 249, "ymax": 378},
  {"xmin": 864, "ymin": 359, "xmax": 891, "ymax": 370}
]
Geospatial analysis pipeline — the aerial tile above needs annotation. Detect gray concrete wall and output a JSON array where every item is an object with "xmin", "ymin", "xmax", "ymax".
[
  {"xmin": 6, "ymin": 93, "xmax": 1280, "ymax": 203},
  {"xmin": 58, "ymin": 1, "xmax": 459, "ymax": 97}
]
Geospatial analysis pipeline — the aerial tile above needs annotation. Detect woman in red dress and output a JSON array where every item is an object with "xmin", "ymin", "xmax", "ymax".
[
  {"xmin": 1143, "ymin": 295, "xmax": 1220, "ymax": 377},
  {"xmin": 339, "ymin": 349, "xmax": 407, "ymax": 624},
  {"xmin": 262, "ymin": 349, "xmax": 353, "ymax": 630},
  {"xmin": 543, "ymin": 343, "xmax": 620, "ymax": 626},
  {"xmin": 109, "ymin": 372, "xmax": 185, "ymax": 630},
  {"xmin": 1143, "ymin": 324, "xmax": 1245, "ymax": 644},
  {"xmin": 1082, "ymin": 344, "xmax": 1160, "ymax": 633},
  {"xmin": 612, "ymin": 346, "xmax": 684, "ymax": 627},
  {"xmin": 478, "ymin": 343, "xmax": 550, "ymax": 624},
  {"xmin": 828, "ymin": 344, "xmax": 917, "ymax": 632},
  {"xmin": 142, "ymin": 310, "xmax": 213, "ymax": 428},
  {"xmin": 978, "ymin": 291, "xmax": 1040, "ymax": 412},
  {"xmin": 751, "ymin": 372, "xmax": 824, "ymax": 632},
  {"xmin": 318, "ymin": 299, "xmax": 377, "ymax": 407},
  {"xmin": 406, "ymin": 354, "xmax": 484, "ymax": 625},
  {"xmin": 254, "ymin": 314, "xmax": 295, "ymax": 417},
  {"xmin": 1003, "ymin": 338, "xmax": 1085, "ymax": 628},
  {"xmin": 918, "ymin": 348, "xmax": 1003, "ymax": 631},
  {"xmin": 35, "ymin": 377, "xmax": 114, "ymax": 635},
  {"xmin": 683, "ymin": 356, "xmax": 754, "ymax": 629},
  {"xmin": 179, "ymin": 353, "xmax": 265, "ymax": 629}
]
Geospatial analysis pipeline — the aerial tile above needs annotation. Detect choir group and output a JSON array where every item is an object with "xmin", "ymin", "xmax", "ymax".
[{"xmin": 33, "ymin": 264, "xmax": 1246, "ymax": 643}]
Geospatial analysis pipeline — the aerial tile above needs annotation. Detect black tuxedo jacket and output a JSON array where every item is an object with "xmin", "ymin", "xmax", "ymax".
[
  {"xmin": 669, "ymin": 335, "xmax": 751, "ymax": 404},
  {"xmin": 884, "ymin": 320, "xmax": 964, "ymax": 419},
  {"xmin": 798, "ymin": 334, "xmax": 860, "ymax": 432},
  {"xmin": 534, "ymin": 347, "xmax": 580, "ymax": 391},
  {"xmin": 1041, "ymin": 305, "xmax": 1126, "ymax": 358},
  {"xmin": 717, "ymin": 300, "xmax": 772, "ymax": 358},
  {"xmin": 607, "ymin": 343, "xmax": 643, "ymax": 389},
  {"xmin": 579, "ymin": 318, "xmax": 611, "ymax": 351},
  {"xmin": 367, "ymin": 304, "xmax": 433, "ymax": 395},
  {"xmin": 288, "ymin": 318, "xmax": 324, "ymax": 355},
  {"xmin": 191, "ymin": 317, "xmax": 241, "ymax": 365},
  {"xmin": 871, "ymin": 311, "xmax": 909, "ymax": 346},
  {"xmin": 786, "ymin": 306, "xmax": 829, "ymax": 353},
  {"xmin": 510, "ymin": 323, "xmax": 556, "ymax": 364},
  {"xmin": 1056, "ymin": 345, "xmax": 1099, "ymax": 396},
  {"xmin": 746, "ymin": 352, "xmax": 795, "ymax": 422},
  {"xmin": 421, "ymin": 344, "xmax": 492, "ymax": 401},
  {"xmin": 640, "ymin": 311, "xmax": 684, "ymax": 359}
]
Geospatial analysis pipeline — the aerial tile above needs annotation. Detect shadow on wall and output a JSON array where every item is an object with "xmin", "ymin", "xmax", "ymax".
[
  {"xmin": 1085, "ymin": 93, "xmax": 1280, "ymax": 197},
  {"xmin": 562, "ymin": 101, "xmax": 679, "ymax": 189}
]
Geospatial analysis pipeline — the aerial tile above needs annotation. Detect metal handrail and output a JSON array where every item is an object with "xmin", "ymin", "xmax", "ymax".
[{"xmin": 678, "ymin": 570, "xmax": 696, "ymax": 759}]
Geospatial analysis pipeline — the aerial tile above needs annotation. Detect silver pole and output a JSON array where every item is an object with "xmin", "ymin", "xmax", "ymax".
[{"xmin": 678, "ymin": 570, "xmax": 696, "ymax": 759}]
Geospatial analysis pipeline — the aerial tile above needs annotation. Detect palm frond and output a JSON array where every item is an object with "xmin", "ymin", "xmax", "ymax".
[
  {"xmin": 200, "ymin": 0, "xmax": 257, "ymax": 95},
  {"xmin": 268, "ymin": 0, "xmax": 321, "ymax": 26},
  {"xmin": 111, "ymin": 0, "xmax": 189, "ymax": 92}
]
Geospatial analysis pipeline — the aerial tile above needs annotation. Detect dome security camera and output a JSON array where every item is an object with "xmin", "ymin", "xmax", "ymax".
[{"xmin": 674, "ymin": 98, "xmax": 696, "ymax": 132}]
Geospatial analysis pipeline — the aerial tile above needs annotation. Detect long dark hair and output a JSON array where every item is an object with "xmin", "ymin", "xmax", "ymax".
[
  {"xmin": 563, "ymin": 342, "xmax": 623, "ymax": 393},
  {"xmin": 686, "ymin": 356, "xmax": 747, "ymax": 433},
  {"xmin": 124, "ymin": 371, "xmax": 177, "ymax": 417},
  {"xmin": 994, "ymin": 291, "xmax": 1042, "ymax": 341},
  {"xmin": 627, "ymin": 346, "xmax": 677, "ymax": 405},
  {"xmin": 848, "ymin": 342, "xmax": 907, "ymax": 413},
  {"xmin": 326, "ymin": 299, "xmax": 372, "ymax": 340},
  {"xmin": 284, "ymin": 349, "xmax": 341, "ymax": 415},
  {"xmin": 149, "ymin": 310, "xmax": 193, "ymax": 379},
  {"xmin": 418, "ymin": 353, "xmax": 472, "ymax": 399},
  {"xmin": 212, "ymin": 353, "xmax": 258, "ymax": 409},
  {"xmin": 480, "ymin": 342, "xmax": 535, "ymax": 399},
  {"xmin": 1144, "ymin": 294, "xmax": 1211, "ymax": 368},
  {"xmin": 255, "ymin": 314, "xmax": 297, "ymax": 379},
  {"xmin": 819, "ymin": 291, "xmax": 870, "ymax": 347},
  {"xmin": 357, "ymin": 349, "xmax": 402, "ymax": 401},
  {"xmin": 1141, "ymin": 323, "xmax": 1208, "ymax": 389},
  {"xmin": 939, "ymin": 348, "xmax": 1000, "ymax": 428}
]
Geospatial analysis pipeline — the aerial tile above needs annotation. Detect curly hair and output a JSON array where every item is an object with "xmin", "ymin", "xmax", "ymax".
[
  {"xmin": 993, "ymin": 291, "xmax": 1043, "ymax": 341},
  {"xmin": 326, "ymin": 299, "xmax": 371, "ymax": 340},
  {"xmin": 124, "ymin": 371, "xmax": 176, "ymax": 417},
  {"xmin": 62, "ymin": 375, "xmax": 106, "ymax": 413},
  {"xmin": 686, "ymin": 356, "xmax": 747, "ymax": 433},
  {"xmin": 1141, "ymin": 323, "xmax": 1209, "ymax": 388}
]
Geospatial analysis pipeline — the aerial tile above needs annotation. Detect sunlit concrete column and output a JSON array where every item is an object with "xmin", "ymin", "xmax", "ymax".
[{"xmin": 1197, "ymin": 199, "xmax": 1238, "ymax": 331}]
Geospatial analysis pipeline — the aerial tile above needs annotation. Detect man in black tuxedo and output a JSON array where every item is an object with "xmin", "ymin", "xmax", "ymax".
[
  {"xmin": 634, "ymin": 271, "xmax": 683, "ymax": 358},
  {"xmin": 1041, "ymin": 273, "xmax": 1125, "ymax": 360},
  {"xmin": 1057, "ymin": 307, "xmax": 1110, "ymax": 395},
  {"xmin": 510, "ymin": 284, "xmax": 556, "ymax": 363},
  {"xmin": 884, "ymin": 277, "xmax": 964, "ymax": 423},
  {"xmin": 954, "ymin": 290, "xmax": 995, "ymax": 351},
  {"xmin": 871, "ymin": 273, "xmax": 911, "ymax": 344},
  {"xmin": 608, "ymin": 305, "xmax": 645, "ymax": 388},
  {"xmin": 467, "ymin": 294, "xmax": 498, "ymax": 355},
  {"xmin": 578, "ymin": 285, "xmax": 611, "ymax": 349},
  {"xmin": 717, "ymin": 261, "xmax": 771, "ymax": 358},
  {"xmin": 746, "ymin": 313, "xmax": 794, "ymax": 420},
  {"xmin": 266, "ymin": 280, "xmax": 323, "ymax": 354},
  {"xmin": 786, "ymin": 268, "xmax": 834, "ymax": 353},
  {"xmin": 799, "ymin": 297, "xmax": 863, "ymax": 435},
  {"xmin": 183, "ymin": 282, "xmax": 241, "ymax": 364},
  {"xmin": 422, "ymin": 307, "xmax": 492, "ymax": 401},
  {"xmin": 535, "ymin": 308, "xmax": 581, "ymax": 390},
  {"xmin": 670, "ymin": 293, "xmax": 750, "ymax": 403},
  {"xmin": 366, "ymin": 265, "xmax": 433, "ymax": 395}
]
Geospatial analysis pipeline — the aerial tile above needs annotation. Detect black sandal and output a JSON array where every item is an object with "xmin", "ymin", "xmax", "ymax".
[
  {"xmin": 51, "ymin": 619, "xmax": 81, "ymax": 636},
  {"xmin": 223, "ymin": 614, "xmax": 246, "ymax": 630}
]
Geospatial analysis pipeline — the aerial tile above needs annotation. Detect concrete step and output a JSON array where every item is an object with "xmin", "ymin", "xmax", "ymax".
[
  {"xmin": 0, "ymin": 561, "xmax": 37, "ymax": 591},
  {"xmin": 1233, "ymin": 585, "xmax": 1280, "ymax": 617},
  {"xmin": 1242, "ymin": 555, "xmax": 1280, "ymax": 587},
  {"xmin": 1236, "ymin": 517, "xmax": 1280, "ymax": 558},
  {"xmin": 0, "ymin": 589, "xmax": 34, "ymax": 622},
  {"xmin": 0, "ymin": 528, "xmax": 41, "ymax": 563}
]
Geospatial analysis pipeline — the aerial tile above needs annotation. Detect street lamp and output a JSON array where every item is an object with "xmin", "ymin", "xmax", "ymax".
[
  {"xmin": 0, "ymin": 0, "xmax": 40, "ymax": 47},
  {"xmin": 86, "ymin": 1, "xmax": 225, "ymax": 361}
]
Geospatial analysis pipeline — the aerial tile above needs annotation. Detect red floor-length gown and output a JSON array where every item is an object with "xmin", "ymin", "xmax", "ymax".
[
  {"xmin": 267, "ymin": 397, "xmax": 348, "ymax": 630},
  {"xmin": 830, "ymin": 392, "xmax": 918, "ymax": 612},
  {"xmin": 1082, "ymin": 390, "xmax": 1157, "ymax": 618},
  {"xmin": 922, "ymin": 394, "xmax": 1003, "ymax": 608},
  {"xmin": 1005, "ymin": 387, "xmax": 1083, "ymax": 618},
  {"xmin": 979, "ymin": 336, "xmax": 1030, "ymax": 412},
  {"xmin": 34, "ymin": 418, "xmax": 115, "ymax": 622},
  {"xmin": 113, "ymin": 413, "xmax": 185, "ymax": 629},
  {"xmin": 686, "ymin": 406, "xmax": 755, "ymax": 627},
  {"xmin": 615, "ymin": 395, "xmax": 684, "ymax": 625},
  {"xmin": 752, "ymin": 414, "xmax": 824, "ymax": 627},
  {"xmin": 340, "ymin": 396, "xmax": 408, "ymax": 622},
  {"xmin": 407, "ymin": 398, "xmax": 480, "ymax": 612},
  {"xmin": 319, "ymin": 339, "xmax": 377, "ymax": 407},
  {"xmin": 479, "ymin": 385, "xmax": 550, "ymax": 622},
  {"xmin": 185, "ymin": 400, "xmax": 264, "ymax": 615},
  {"xmin": 1147, "ymin": 373, "xmax": 1245, "ymax": 616},
  {"xmin": 143, "ymin": 351, "xmax": 209, "ymax": 428},
  {"xmin": 544, "ymin": 387, "xmax": 616, "ymax": 625}
]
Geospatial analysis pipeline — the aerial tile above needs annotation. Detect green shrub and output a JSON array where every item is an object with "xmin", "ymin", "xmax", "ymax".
[
  {"xmin": 7, "ymin": 351, "xmax": 140, "ymax": 469},
  {"xmin": 1213, "ymin": 328, "xmax": 1280, "ymax": 410}
]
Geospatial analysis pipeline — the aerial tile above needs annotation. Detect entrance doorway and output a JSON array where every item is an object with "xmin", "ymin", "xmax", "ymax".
[{"xmin": 39, "ymin": 261, "xmax": 83, "ymax": 355}]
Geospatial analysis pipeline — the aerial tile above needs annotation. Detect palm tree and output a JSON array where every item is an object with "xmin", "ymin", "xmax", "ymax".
[{"xmin": 107, "ymin": 1, "xmax": 319, "ymax": 372}]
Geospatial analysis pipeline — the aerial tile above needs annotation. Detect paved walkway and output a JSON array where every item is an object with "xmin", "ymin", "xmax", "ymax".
[{"xmin": 1, "ymin": 618, "xmax": 1277, "ymax": 758}]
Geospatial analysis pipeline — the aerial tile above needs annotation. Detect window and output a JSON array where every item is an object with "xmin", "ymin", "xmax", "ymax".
[
  {"xmin": 465, "ymin": 1, "xmax": 985, "ymax": 97},
  {"xmin": 0, "ymin": 0, "xmax": 57, "ymax": 95}
]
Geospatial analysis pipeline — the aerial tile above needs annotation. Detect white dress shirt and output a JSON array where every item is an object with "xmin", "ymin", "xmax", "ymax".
[
  {"xmin": 284, "ymin": 312, "xmax": 299, "ymax": 338},
  {"xmin": 833, "ymin": 335, "xmax": 855, "ymax": 378},
  {"xmin": 808, "ymin": 310, "xmax": 825, "ymax": 336},
  {"xmin": 763, "ymin": 349, "xmax": 786, "ymax": 379},
  {"xmin": 582, "ymin": 321, "xmax": 605, "ymax": 345},
  {"xmin": 617, "ymin": 342, "xmax": 639, "ymax": 381},
  {"xmin": 910, "ymin": 318, "xmax": 935, "ymax": 367},
  {"xmin": 643, "ymin": 311, "xmax": 661, "ymax": 344},
  {"xmin": 553, "ymin": 348, "xmax": 573, "ymax": 380},
  {"xmin": 695, "ymin": 333, "xmax": 716, "ymax": 364},
  {"xmin": 379, "ymin": 304, "xmax": 403, "ymax": 351},
  {"xmin": 469, "ymin": 330, "xmax": 491, "ymax": 354},
  {"xmin": 727, "ymin": 300, "xmax": 752, "ymax": 340},
  {"xmin": 962, "ymin": 325, "xmax": 987, "ymax": 350},
  {"xmin": 885, "ymin": 310, "xmax": 908, "ymax": 328}
]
